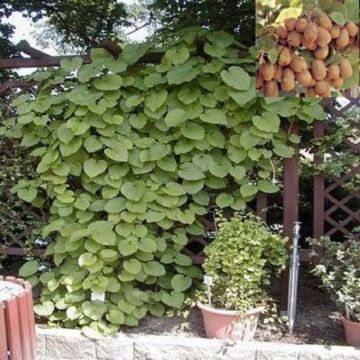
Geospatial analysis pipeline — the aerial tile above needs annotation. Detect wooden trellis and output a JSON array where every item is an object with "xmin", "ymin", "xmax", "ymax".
[{"xmin": 314, "ymin": 98, "xmax": 360, "ymax": 241}]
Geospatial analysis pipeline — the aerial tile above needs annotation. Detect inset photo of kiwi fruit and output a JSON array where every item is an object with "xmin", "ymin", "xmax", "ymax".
[{"xmin": 256, "ymin": 0, "xmax": 359, "ymax": 97}]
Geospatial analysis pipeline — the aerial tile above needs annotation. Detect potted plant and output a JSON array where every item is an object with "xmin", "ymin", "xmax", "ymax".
[
  {"xmin": 311, "ymin": 236, "xmax": 360, "ymax": 346},
  {"xmin": 196, "ymin": 211, "xmax": 288, "ymax": 340}
]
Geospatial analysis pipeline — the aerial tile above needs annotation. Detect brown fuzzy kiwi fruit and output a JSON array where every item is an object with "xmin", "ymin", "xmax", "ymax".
[
  {"xmin": 330, "ymin": 77, "xmax": 344, "ymax": 89},
  {"xmin": 296, "ymin": 70, "xmax": 313, "ymax": 87},
  {"xmin": 285, "ymin": 18, "xmax": 297, "ymax": 32},
  {"xmin": 260, "ymin": 62, "xmax": 276, "ymax": 81},
  {"xmin": 304, "ymin": 23, "xmax": 319, "ymax": 42},
  {"xmin": 302, "ymin": 37, "xmax": 317, "ymax": 50},
  {"xmin": 296, "ymin": 18, "xmax": 309, "ymax": 32},
  {"xmin": 315, "ymin": 80, "xmax": 330, "ymax": 95},
  {"xmin": 339, "ymin": 58, "xmax": 353, "ymax": 79},
  {"xmin": 317, "ymin": 27, "xmax": 332, "ymax": 47},
  {"xmin": 321, "ymin": 88, "xmax": 331, "ymax": 97},
  {"xmin": 330, "ymin": 24, "xmax": 341, "ymax": 39},
  {"xmin": 281, "ymin": 67, "xmax": 296, "ymax": 91},
  {"xmin": 314, "ymin": 46, "xmax": 329, "ymax": 60},
  {"xmin": 345, "ymin": 21, "xmax": 359, "ymax": 37},
  {"xmin": 327, "ymin": 64, "xmax": 340, "ymax": 80},
  {"xmin": 264, "ymin": 80, "xmax": 279, "ymax": 96},
  {"xmin": 306, "ymin": 87, "xmax": 317, "ymax": 97},
  {"xmin": 336, "ymin": 28, "xmax": 350, "ymax": 49},
  {"xmin": 274, "ymin": 65, "xmax": 283, "ymax": 81},
  {"xmin": 277, "ymin": 46, "xmax": 292, "ymax": 66},
  {"xmin": 311, "ymin": 59, "xmax": 327, "ymax": 80},
  {"xmin": 256, "ymin": 72, "xmax": 264, "ymax": 89},
  {"xmin": 290, "ymin": 55, "xmax": 307, "ymax": 73},
  {"xmin": 318, "ymin": 14, "xmax": 332, "ymax": 31},
  {"xmin": 309, "ymin": 78, "xmax": 316, "ymax": 87},
  {"xmin": 287, "ymin": 31, "xmax": 302, "ymax": 47},
  {"xmin": 276, "ymin": 26, "xmax": 288, "ymax": 39}
]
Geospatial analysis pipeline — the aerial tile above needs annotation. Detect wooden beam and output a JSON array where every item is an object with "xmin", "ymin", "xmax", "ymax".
[
  {"xmin": 0, "ymin": 79, "xmax": 36, "ymax": 94},
  {"xmin": 0, "ymin": 52, "xmax": 164, "ymax": 69},
  {"xmin": 0, "ymin": 247, "xmax": 44, "ymax": 256},
  {"xmin": 0, "ymin": 55, "xmax": 91, "ymax": 69},
  {"xmin": 16, "ymin": 43, "xmax": 51, "ymax": 58},
  {"xmin": 280, "ymin": 121, "xmax": 300, "ymax": 311},
  {"xmin": 256, "ymin": 191, "xmax": 268, "ymax": 221},
  {"xmin": 313, "ymin": 121, "xmax": 326, "ymax": 240}
]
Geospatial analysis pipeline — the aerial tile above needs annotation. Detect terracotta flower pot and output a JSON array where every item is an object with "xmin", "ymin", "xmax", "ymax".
[
  {"xmin": 197, "ymin": 301, "xmax": 263, "ymax": 340},
  {"xmin": 341, "ymin": 317, "xmax": 360, "ymax": 346}
]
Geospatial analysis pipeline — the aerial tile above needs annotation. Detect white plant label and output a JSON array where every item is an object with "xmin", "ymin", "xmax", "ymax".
[
  {"xmin": 91, "ymin": 292, "xmax": 105, "ymax": 302},
  {"xmin": 203, "ymin": 275, "xmax": 213, "ymax": 286}
]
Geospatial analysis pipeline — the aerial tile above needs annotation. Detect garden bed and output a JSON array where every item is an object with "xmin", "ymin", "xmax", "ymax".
[
  {"xmin": 3, "ymin": 259, "xmax": 345, "ymax": 345},
  {"xmin": 114, "ymin": 271, "xmax": 344, "ymax": 345}
]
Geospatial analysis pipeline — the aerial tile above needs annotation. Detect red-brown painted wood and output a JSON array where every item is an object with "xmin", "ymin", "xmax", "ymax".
[
  {"xmin": 256, "ymin": 191, "xmax": 268, "ymax": 221},
  {"xmin": 4, "ymin": 298, "xmax": 22, "ymax": 360},
  {"xmin": 0, "ymin": 303, "xmax": 8, "ymax": 360},
  {"xmin": 26, "ymin": 287, "xmax": 36, "ymax": 355},
  {"xmin": 281, "ymin": 122, "xmax": 300, "ymax": 310},
  {"xmin": 313, "ymin": 121, "xmax": 326, "ymax": 241},
  {"xmin": 17, "ymin": 292, "xmax": 32, "ymax": 360},
  {"xmin": 0, "ymin": 278, "xmax": 35, "ymax": 360}
]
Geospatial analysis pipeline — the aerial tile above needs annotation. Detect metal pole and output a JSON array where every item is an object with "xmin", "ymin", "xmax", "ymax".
[{"xmin": 287, "ymin": 221, "xmax": 301, "ymax": 335}]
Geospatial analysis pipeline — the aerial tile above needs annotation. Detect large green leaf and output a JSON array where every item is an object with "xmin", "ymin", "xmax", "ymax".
[
  {"xmin": 165, "ymin": 47, "xmax": 190, "ymax": 65},
  {"xmin": 199, "ymin": 109, "xmax": 227, "ymax": 125},
  {"xmin": 178, "ymin": 163, "xmax": 205, "ymax": 181},
  {"xmin": 121, "ymin": 181, "xmax": 146, "ymax": 201},
  {"xmin": 82, "ymin": 301, "xmax": 107, "ymax": 321},
  {"xmin": 180, "ymin": 123, "xmax": 205, "ymax": 140},
  {"xmin": 170, "ymin": 274, "xmax": 192, "ymax": 292},
  {"xmin": 165, "ymin": 109, "xmax": 187, "ymax": 127},
  {"xmin": 122, "ymin": 43, "xmax": 149, "ymax": 65},
  {"xmin": 161, "ymin": 292, "xmax": 184, "ymax": 309},
  {"xmin": 220, "ymin": 67, "xmax": 251, "ymax": 90},
  {"xmin": 143, "ymin": 261, "xmax": 166, "ymax": 276},
  {"xmin": 34, "ymin": 301, "xmax": 55, "ymax": 317},
  {"xmin": 19, "ymin": 260, "xmax": 38, "ymax": 277},
  {"xmin": 167, "ymin": 63, "xmax": 200, "ymax": 85},
  {"xmin": 257, "ymin": 179, "xmax": 279, "ymax": 194},
  {"xmin": 252, "ymin": 112, "xmax": 280, "ymax": 133},
  {"xmin": 144, "ymin": 90, "xmax": 168, "ymax": 112},
  {"xmin": 88, "ymin": 221, "xmax": 116, "ymax": 246},
  {"xmin": 93, "ymin": 74, "xmax": 123, "ymax": 91},
  {"xmin": 83, "ymin": 159, "xmax": 108, "ymax": 178},
  {"xmin": 60, "ymin": 57, "xmax": 83, "ymax": 72},
  {"xmin": 123, "ymin": 259, "xmax": 142, "ymax": 275}
]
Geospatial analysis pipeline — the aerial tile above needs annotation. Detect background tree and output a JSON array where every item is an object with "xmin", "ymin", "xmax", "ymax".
[
  {"xmin": 0, "ymin": 0, "xmax": 131, "ymax": 54},
  {"xmin": 144, "ymin": 0, "xmax": 255, "ymax": 46}
]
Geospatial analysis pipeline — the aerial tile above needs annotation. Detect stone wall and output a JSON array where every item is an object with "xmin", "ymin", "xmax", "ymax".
[{"xmin": 36, "ymin": 327, "xmax": 360, "ymax": 360}]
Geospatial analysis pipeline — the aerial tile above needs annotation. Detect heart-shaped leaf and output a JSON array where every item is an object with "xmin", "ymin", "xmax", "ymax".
[{"xmin": 83, "ymin": 159, "xmax": 108, "ymax": 178}]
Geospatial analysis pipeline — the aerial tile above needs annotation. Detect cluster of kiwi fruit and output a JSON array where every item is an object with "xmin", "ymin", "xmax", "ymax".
[{"xmin": 257, "ymin": 12, "xmax": 359, "ymax": 97}]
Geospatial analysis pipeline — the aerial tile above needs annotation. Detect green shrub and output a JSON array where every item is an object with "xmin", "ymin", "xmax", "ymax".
[
  {"xmin": 311, "ymin": 236, "xmax": 360, "ymax": 322},
  {"xmin": 199, "ymin": 212, "xmax": 287, "ymax": 311}
]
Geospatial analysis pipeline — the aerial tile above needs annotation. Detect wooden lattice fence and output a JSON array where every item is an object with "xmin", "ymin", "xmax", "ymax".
[{"xmin": 314, "ymin": 98, "xmax": 360, "ymax": 241}]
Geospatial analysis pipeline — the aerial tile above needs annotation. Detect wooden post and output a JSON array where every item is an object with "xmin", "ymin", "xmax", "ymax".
[
  {"xmin": 256, "ymin": 192, "xmax": 268, "ymax": 221},
  {"xmin": 280, "ymin": 122, "xmax": 300, "ymax": 311},
  {"xmin": 313, "ymin": 121, "xmax": 326, "ymax": 240}
]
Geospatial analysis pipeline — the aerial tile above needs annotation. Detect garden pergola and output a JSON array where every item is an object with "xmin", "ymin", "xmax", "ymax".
[{"xmin": 0, "ymin": 42, "xmax": 359, "ymax": 309}]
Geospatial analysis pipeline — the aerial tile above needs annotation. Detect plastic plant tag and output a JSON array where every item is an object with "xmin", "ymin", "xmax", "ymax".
[
  {"xmin": 91, "ymin": 292, "xmax": 105, "ymax": 302},
  {"xmin": 203, "ymin": 275, "xmax": 213, "ymax": 286},
  {"xmin": 203, "ymin": 275, "xmax": 213, "ymax": 306}
]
